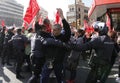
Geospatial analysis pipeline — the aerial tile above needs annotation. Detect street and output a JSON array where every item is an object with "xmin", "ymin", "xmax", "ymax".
[{"xmin": 0, "ymin": 57, "xmax": 119, "ymax": 83}]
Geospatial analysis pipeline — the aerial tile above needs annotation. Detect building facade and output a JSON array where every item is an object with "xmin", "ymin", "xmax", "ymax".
[
  {"xmin": 0, "ymin": 0, "xmax": 23, "ymax": 27},
  {"xmin": 39, "ymin": 7, "xmax": 48, "ymax": 20},
  {"xmin": 66, "ymin": 0, "xmax": 89, "ymax": 28}
]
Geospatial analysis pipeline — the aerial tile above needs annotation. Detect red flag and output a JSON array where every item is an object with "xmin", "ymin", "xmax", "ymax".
[
  {"xmin": 22, "ymin": 22, "xmax": 28, "ymax": 30},
  {"xmin": 55, "ymin": 11, "xmax": 60, "ymax": 24},
  {"xmin": 23, "ymin": 0, "xmax": 40, "ymax": 24},
  {"xmin": 84, "ymin": 20, "xmax": 89, "ymax": 29},
  {"xmin": 54, "ymin": 10, "xmax": 62, "ymax": 25},
  {"xmin": 32, "ymin": 20, "xmax": 35, "ymax": 29},
  {"xmin": 1, "ymin": 20, "xmax": 5, "ymax": 27},
  {"xmin": 84, "ymin": 20, "xmax": 94, "ymax": 33},
  {"xmin": 106, "ymin": 13, "xmax": 111, "ymax": 31}
]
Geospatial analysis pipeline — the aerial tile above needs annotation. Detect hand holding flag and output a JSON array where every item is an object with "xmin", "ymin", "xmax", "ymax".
[
  {"xmin": 54, "ymin": 8, "xmax": 63, "ymax": 25},
  {"xmin": 57, "ymin": 8, "xmax": 64, "ymax": 19}
]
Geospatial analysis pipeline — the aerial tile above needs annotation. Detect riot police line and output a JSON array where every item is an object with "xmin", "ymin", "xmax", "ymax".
[{"xmin": 0, "ymin": 15, "xmax": 120, "ymax": 83}]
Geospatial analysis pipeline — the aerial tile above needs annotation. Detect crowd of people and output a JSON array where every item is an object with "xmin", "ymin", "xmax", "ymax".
[{"xmin": 0, "ymin": 8, "xmax": 120, "ymax": 83}]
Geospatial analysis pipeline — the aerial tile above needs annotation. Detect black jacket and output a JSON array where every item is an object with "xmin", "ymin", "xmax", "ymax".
[
  {"xmin": 31, "ymin": 31, "xmax": 53, "ymax": 58},
  {"xmin": 71, "ymin": 35, "xmax": 118, "ymax": 64},
  {"xmin": 31, "ymin": 19, "xmax": 71, "ymax": 62},
  {"xmin": 52, "ymin": 19, "xmax": 71, "ymax": 64},
  {"xmin": 11, "ymin": 34, "xmax": 28, "ymax": 51}
]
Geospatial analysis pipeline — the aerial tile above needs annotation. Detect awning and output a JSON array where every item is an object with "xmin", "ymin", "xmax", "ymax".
[{"xmin": 88, "ymin": 0, "xmax": 120, "ymax": 19}]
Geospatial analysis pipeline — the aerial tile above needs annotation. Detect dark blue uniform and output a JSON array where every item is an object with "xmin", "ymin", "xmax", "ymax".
[
  {"xmin": 0, "ymin": 28, "xmax": 6, "ymax": 57},
  {"xmin": 28, "ymin": 31, "xmax": 53, "ymax": 83},
  {"xmin": 1, "ymin": 30, "xmax": 14, "ymax": 65},
  {"xmin": 70, "ymin": 35, "xmax": 117, "ymax": 83},
  {"xmin": 11, "ymin": 33, "xmax": 28, "ymax": 79},
  {"xmin": 41, "ymin": 19, "xmax": 71, "ymax": 83}
]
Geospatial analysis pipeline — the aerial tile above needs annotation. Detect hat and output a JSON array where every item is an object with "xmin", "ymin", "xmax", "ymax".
[
  {"xmin": 7, "ymin": 26, "xmax": 14, "ymax": 30},
  {"xmin": 27, "ymin": 27, "xmax": 33, "ymax": 32},
  {"xmin": 15, "ymin": 27, "xmax": 22, "ymax": 30}
]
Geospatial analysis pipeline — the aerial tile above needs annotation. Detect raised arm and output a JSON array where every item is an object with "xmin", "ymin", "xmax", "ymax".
[{"xmin": 57, "ymin": 8, "xmax": 71, "ymax": 42}]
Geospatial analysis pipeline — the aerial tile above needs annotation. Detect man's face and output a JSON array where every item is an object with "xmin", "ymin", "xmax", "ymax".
[{"xmin": 52, "ymin": 28, "xmax": 61, "ymax": 36}]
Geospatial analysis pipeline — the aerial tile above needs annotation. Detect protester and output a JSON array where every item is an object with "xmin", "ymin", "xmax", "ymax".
[
  {"xmin": 41, "ymin": 8, "xmax": 71, "ymax": 83},
  {"xmin": 25, "ymin": 27, "xmax": 34, "ymax": 72},
  {"xmin": 43, "ymin": 18, "xmax": 52, "ymax": 33}
]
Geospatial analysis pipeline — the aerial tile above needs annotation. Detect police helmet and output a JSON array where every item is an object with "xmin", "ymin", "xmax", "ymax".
[
  {"xmin": 15, "ymin": 27, "xmax": 22, "ymax": 33},
  {"xmin": 27, "ymin": 27, "xmax": 33, "ymax": 32},
  {"xmin": 92, "ymin": 21, "xmax": 108, "ymax": 35},
  {"xmin": 7, "ymin": 26, "xmax": 14, "ymax": 30},
  {"xmin": 15, "ymin": 27, "xmax": 22, "ymax": 30}
]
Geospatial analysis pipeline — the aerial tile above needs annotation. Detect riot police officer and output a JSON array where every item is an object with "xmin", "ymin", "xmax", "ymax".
[
  {"xmin": 1, "ymin": 26, "xmax": 14, "ymax": 66},
  {"xmin": 0, "ymin": 26, "xmax": 6, "ymax": 57},
  {"xmin": 68, "ymin": 22, "xmax": 119, "ymax": 83},
  {"xmin": 28, "ymin": 20, "xmax": 67, "ymax": 83},
  {"xmin": 9, "ymin": 27, "xmax": 28, "ymax": 79}
]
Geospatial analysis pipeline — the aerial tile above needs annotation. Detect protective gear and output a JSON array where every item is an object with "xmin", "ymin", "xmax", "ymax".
[
  {"xmin": 1, "ymin": 30, "xmax": 14, "ymax": 66},
  {"xmin": 10, "ymin": 33, "xmax": 28, "ymax": 79},
  {"xmin": 15, "ymin": 27, "xmax": 22, "ymax": 31},
  {"xmin": 68, "ymin": 34, "xmax": 117, "ymax": 83},
  {"xmin": 43, "ymin": 38, "xmax": 65, "ymax": 47},
  {"xmin": 92, "ymin": 21, "xmax": 108, "ymax": 35}
]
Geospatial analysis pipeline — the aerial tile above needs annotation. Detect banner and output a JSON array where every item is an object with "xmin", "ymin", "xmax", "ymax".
[
  {"xmin": 23, "ymin": 0, "xmax": 40, "ymax": 24},
  {"xmin": 1, "ymin": 20, "xmax": 5, "ymax": 27}
]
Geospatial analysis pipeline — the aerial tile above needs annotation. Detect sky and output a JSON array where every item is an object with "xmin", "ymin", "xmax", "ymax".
[{"xmin": 15, "ymin": 0, "xmax": 93, "ymax": 20}]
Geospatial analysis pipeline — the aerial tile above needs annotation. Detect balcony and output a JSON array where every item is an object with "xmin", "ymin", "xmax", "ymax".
[{"xmin": 67, "ymin": 12, "xmax": 76, "ymax": 17}]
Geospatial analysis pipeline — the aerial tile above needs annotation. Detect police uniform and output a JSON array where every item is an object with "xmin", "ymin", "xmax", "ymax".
[
  {"xmin": 28, "ymin": 22, "xmax": 53, "ymax": 83},
  {"xmin": 0, "ymin": 27, "xmax": 6, "ymax": 57},
  {"xmin": 69, "ymin": 22, "xmax": 118, "ymax": 83},
  {"xmin": 10, "ymin": 27, "xmax": 28, "ymax": 79},
  {"xmin": 1, "ymin": 26, "xmax": 14, "ymax": 65}
]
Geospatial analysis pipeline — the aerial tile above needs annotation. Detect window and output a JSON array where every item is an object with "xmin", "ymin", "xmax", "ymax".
[
  {"xmin": 79, "ymin": 14, "xmax": 81, "ymax": 18},
  {"xmin": 72, "ymin": 8, "xmax": 74, "ymax": 11},
  {"xmin": 84, "ymin": 10, "xmax": 88, "ymax": 13},
  {"xmin": 78, "ymin": 8, "xmax": 80, "ymax": 12}
]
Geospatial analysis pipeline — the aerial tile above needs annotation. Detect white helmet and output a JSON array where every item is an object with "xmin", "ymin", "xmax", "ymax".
[{"xmin": 92, "ymin": 21, "xmax": 108, "ymax": 35}]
